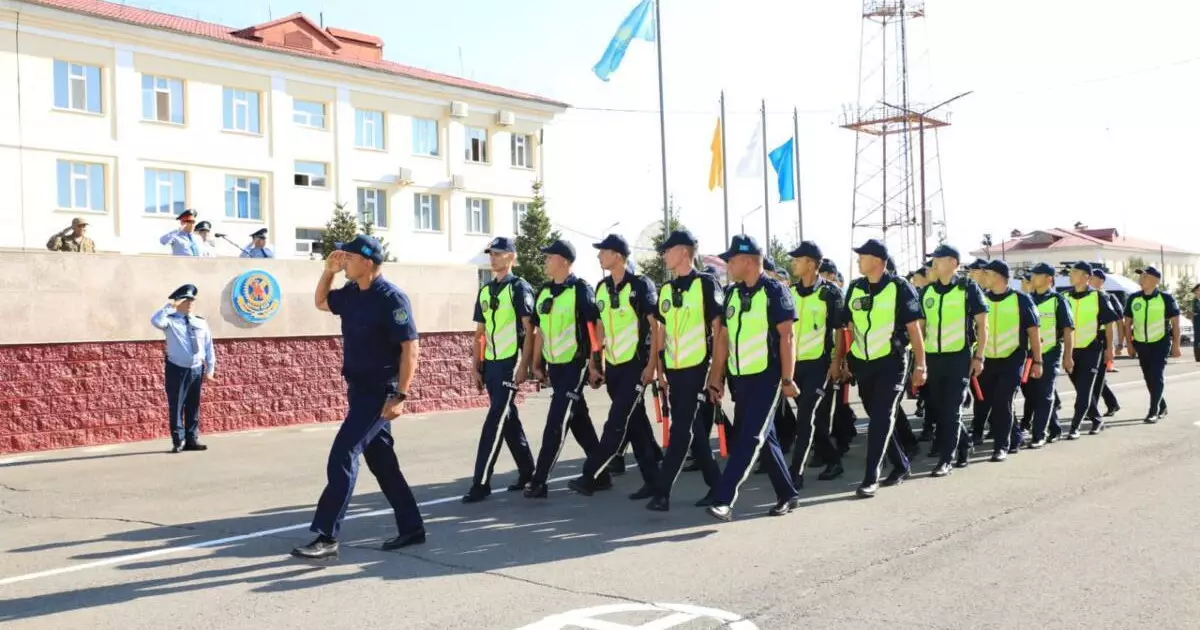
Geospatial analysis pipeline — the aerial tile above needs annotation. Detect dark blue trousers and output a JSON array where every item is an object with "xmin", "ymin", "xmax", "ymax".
[
  {"xmin": 581, "ymin": 360, "xmax": 660, "ymax": 485},
  {"xmin": 851, "ymin": 355, "xmax": 910, "ymax": 486},
  {"xmin": 975, "ymin": 354, "xmax": 1025, "ymax": 453},
  {"xmin": 715, "ymin": 372, "xmax": 796, "ymax": 506},
  {"xmin": 532, "ymin": 360, "xmax": 600, "ymax": 484},
  {"xmin": 652, "ymin": 365, "xmax": 720, "ymax": 500},
  {"xmin": 164, "ymin": 362, "xmax": 203, "ymax": 446},
  {"xmin": 311, "ymin": 381, "xmax": 423, "ymax": 539},
  {"xmin": 925, "ymin": 353, "xmax": 972, "ymax": 464},
  {"xmin": 788, "ymin": 358, "xmax": 836, "ymax": 474},
  {"xmin": 1069, "ymin": 347, "xmax": 1104, "ymax": 430},
  {"xmin": 1134, "ymin": 341, "xmax": 1169, "ymax": 416},
  {"xmin": 1030, "ymin": 348, "xmax": 1063, "ymax": 442},
  {"xmin": 471, "ymin": 357, "xmax": 535, "ymax": 488}
]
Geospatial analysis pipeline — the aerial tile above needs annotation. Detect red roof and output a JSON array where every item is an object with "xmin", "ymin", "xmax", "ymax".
[
  {"xmin": 26, "ymin": 0, "xmax": 568, "ymax": 108},
  {"xmin": 970, "ymin": 227, "xmax": 1196, "ymax": 257},
  {"xmin": 325, "ymin": 26, "xmax": 383, "ymax": 47}
]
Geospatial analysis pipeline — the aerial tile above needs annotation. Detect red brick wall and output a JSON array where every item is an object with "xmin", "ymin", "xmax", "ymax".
[{"xmin": 0, "ymin": 332, "xmax": 490, "ymax": 454}]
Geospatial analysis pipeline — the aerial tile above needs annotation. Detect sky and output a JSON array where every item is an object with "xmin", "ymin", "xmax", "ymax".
[{"xmin": 123, "ymin": 0, "xmax": 1200, "ymax": 278}]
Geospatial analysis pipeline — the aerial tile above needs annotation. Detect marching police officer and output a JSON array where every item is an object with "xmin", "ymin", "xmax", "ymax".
[
  {"xmin": 462, "ymin": 237, "xmax": 537, "ymax": 503},
  {"xmin": 840, "ymin": 239, "xmax": 926, "ymax": 498},
  {"xmin": 150, "ymin": 283, "xmax": 215, "ymax": 453},
  {"xmin": 645, "ymin": 229, "xmax": 724, "ymax": 511},
  {"xmin": 241, "ymin": 228, "xmax": 275, "ymax": 258},
  {"xmin": 975, "ymin": 260, "xmax": 1042, "ymax": 460},
  {"xmin": 294, "ymin": 235, "xmax": 424, "ymax": 560},
  {"xmin": 526, "ymin": 239, "xmax": 603, "ymax": 499},
  {"xmin": 920, "ymin": 245, "xmax": 988, "ymax": 476},
  {"xmin": 1063, "ymin": 262, "xmax": 1120, "ymax": 438},
  {"xmin": 568, "ymin": 234, "xmax": 662, "ymax": 497},
  {"xmin": 819, "ymin": 260, "xmax": 858, "ymax": 455},
  {"xmin": 1027, "ymin": 263, "xmax": 1074, "ymax": 447},
  {"xmin": 1089, "ymin": 269, "xmax": 1122, "ymax": 417},
  {"xmin": 784, "ymin": 241, "xmax": 846, "ymax": 485},
  {"xmin": 1124, "ymin": 266, "xmax": 1182, "ymax": 423},
  {"xmin": 705, "ymin": 235, "xmax": 799, "ymax": 521},
  {"xmin": 1192, "ymin": 283, "xmax": 1200, "ymax": 363}
]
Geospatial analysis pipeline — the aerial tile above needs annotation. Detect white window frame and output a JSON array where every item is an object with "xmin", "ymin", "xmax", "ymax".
[
  {"xmin": 144, "ymin": 168, "xmax": 187, "ymax": 214},
  {"xmin": 57, "ymin": 160, "xmax": 105, "ymax": 211},
  {"xmin": 414, "ymin": 193, "xmax": 441, "ymax": 232},
  {"xmin": 511, "ymin": 134, "xmax": 533, "ymax": 168},
  {"xmin": 512, "ymin": 201, "xmax": 529, "ymax": 236},
  {"xmin": 465, "ymin": 127, "xmax": 489, "ymax": 163},
  {"xmin": 225, "ymin": 175, "xmax": 264, "ymax": 220},
  {"xmin": 143, "ymin": 75, "xmax": 183, "ymax": 124},
  {"xmin": 293, "ymin": 100, "xmax": 326, "ymax": 129},
  {"xmin": 412, "ymin": 118, "xmax": 439, "ymax": 156},
  {"xmin": 224, "ymin": 88, "xmax": 259, "ymax": 133},
  {"xmin": 466, "ymin": 197, "xmax": 491, "ymax": 234},
  {"xmin": 357, "ymin": 187, "xmax": 388, "ymax": 229},
  {"xmin": 356, "ymin": 109, "xmax": 385, "ymax": 150},
  {"xmin": 293, "ymin": 161, "xmax": 328, "ymax": 188}
]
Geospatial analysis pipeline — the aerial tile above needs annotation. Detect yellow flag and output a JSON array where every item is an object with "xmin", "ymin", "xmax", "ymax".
[{"xmin": 708, "ymin": 117, "xmax": 724, "ymax": 191}]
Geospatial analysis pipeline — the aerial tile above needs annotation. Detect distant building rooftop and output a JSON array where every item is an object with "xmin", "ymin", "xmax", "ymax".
[{"xmin": 969, "ymin": 224, "xmax": 1197, "ymax": 258}]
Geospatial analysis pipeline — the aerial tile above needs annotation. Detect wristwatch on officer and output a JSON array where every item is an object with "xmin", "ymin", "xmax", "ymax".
[
  {"xmin": 394, "ymin": 391, "xmax": 408, "ymax": 402},
  {"xmin": 781, "ymin": 378, "xmax": 794, "ymax": 386},
  {"xmin": 1032, "ymin": 360, "xmax": 1043, "ymax": 365}
]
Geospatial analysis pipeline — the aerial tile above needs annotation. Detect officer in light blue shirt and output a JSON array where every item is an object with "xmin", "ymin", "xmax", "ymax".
[
  {"xmin": 150, "ymin": 283, "xmax": 216, "ymax": 453},
  {"xmin": 160, "ymin": 209, "xmax": 205, "ymax": 257},
  {"xmin": 241, "ymin": 228, "xmax": 275, "ymax": 258}
]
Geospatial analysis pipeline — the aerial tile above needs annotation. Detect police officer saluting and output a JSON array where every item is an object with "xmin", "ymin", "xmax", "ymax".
[
  {"xmin": 1124, "ymin": 266, "xmax": 1182, "ymax": 423},
  {"xmin": 241, "ymin": 228, "xmax": 274, "ymax": 258},
  {"xmin": 840, "ymin": 239, "xmax": 925, "ymax": 497},
  {"xmin": 568, "ymin": 234, "xmax": 662, "ymax": 497},
  {"xmin": 920, "ymin": 245, "xmax": 988, "ymax": 476},
  {"xmin": 1063, "ymin": 262, "xmax": 1120, "ymax": 438},
  {"xmin": 526, "ymin": 239, "xmax": 603, "ymax": 499},
  {"xmin": 293, "ymin": 235, "xmax": 424, "ymax": 560},
  {"xmin": 150, "ymin": 284, "xmax": 215, "ymax": 453},
  {"xmin": 705, "ymin": 235, "xmax": 799, "ymax": 521},
  {"xmin": 1027, "ymin": 263, "xmax": 1075, "ymax": 447},
  {"xmin": 462, "ymin": 237, "xmax": 537, "ymax": 503}
]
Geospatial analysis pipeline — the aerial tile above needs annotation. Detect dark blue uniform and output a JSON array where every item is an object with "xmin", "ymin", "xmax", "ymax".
[
  {"xmin": 786, "ymin": 277, "xmax": 845, "ymax": 482},
  {"xmin": 1126, "ymin": 290, "xmax": 1180, "ymax": 420},
  {"xmin": 974, "ymin": 289, "xmax": 1040, "ymax": 455},
  {"xmin": 1066, "ymin": 288, "xmax": 1121, "ymax": 436},
  {"xmin": 468, "ymin": 274, "xmax": 536, "ymax": 494},
  {"xmin": 714, "ymin": 274, "xmax": 798, "ymax": 508},
  {"xmin": 920, "ymin": 277, "xmax": 989, "ymax": 466},
  {"xmin": 1029, "ymin": 289, "xmax": 1074, "ymax": 444},
  {"xmin": 1095, "ymin": 293, "xmax": 1124, "ymax": 416},
  {"xmin": 310, "ymin": 277, "xmax": 423, "ymax": 540}
]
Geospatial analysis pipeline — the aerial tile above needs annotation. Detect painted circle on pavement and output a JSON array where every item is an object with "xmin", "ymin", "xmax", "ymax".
[{"xmin": 513, "ymin": 602, "xmax": 759, "ymax": 629}]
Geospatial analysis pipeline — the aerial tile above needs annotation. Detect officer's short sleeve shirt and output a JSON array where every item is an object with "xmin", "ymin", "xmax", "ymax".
[{"xmin": 331, "ymin": 277, "xmax": 417, "ymax": 383}]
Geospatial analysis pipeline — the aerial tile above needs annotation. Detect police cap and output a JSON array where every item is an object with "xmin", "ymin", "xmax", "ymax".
[
  {"xmin": 251, "ymin": 228, "xmax": 268, "ymax": 239},
  {"xmin": 788, "ymin": 240, "xmax": 823, "ymax": 261},
  {"xmin": 1030, "ymin": 262, "xmax": 1056, "ymax": 276},
  {"xmin": 540, "ymin": 239, "xmax": 576, "ymax": 263},
  {"xmin": 1138, "ymin": 265, "xmax": 1162, "ymax": 279},
  {"xmin": 717, "ymin": 234, "xmax": 763, "ymax": 261},
  {"xmin": 656, "ymin": 229, "xmax": 698, "ymax": 253},
  {"xmin": 930, "ymin": 244, "xmax": 960, "ymax": 261},
  {"xmin": 853, "ymin": 238, "xmax": 888, "ymax": 261},
  {"xmin": 195, "ymin": 221, "xmax": 212, "ymax": 232},
  {"xmin": 592, "ymin": 234, "xmax": 631, "ymax": 257},
  {"xmin": 484, "ymin": 236, "xmax": 516, "ymax": 254},
  {"xmin": 335, "ymin": 234, "xmax": 386, "ymax": 264},
  {"xmin": 169, "ymin": 284, "xmax": 198, "ymax": 301},
  {"xmin": 984, "ymin": 259, "xmax": 1010, "ymax": 278}
]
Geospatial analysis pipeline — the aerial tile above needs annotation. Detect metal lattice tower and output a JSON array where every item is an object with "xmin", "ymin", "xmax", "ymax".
[{"xmin": 841, "ymin": 0, "xmax": 952, "ymax": 273}]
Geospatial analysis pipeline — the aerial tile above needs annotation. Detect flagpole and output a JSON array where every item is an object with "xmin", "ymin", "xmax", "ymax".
[
  {"xmin": 653, "ymin": 0, "xmax": 670, "ymax": 238},
  {"xmin": 720, "ymin": 90, "xmax": 730, "ymax": 247},
  {"xmin": 760, "ymin": 99, "xmax": 771, "ymax": 245},
  {"xmin": 793, "ymin": 106, "xmax": 803, "ymax": 243}
]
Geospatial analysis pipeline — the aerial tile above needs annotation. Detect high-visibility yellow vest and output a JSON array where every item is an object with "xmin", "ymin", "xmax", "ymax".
[
  {"xmin": 597, "ymin": 280, "xmax": 639, "ymax": 365},
  {"xmin": 1067, "ymin": 290, "xmax": 1100, "ymax": 349},
  {"xmin": 1130, "ymin": 293, "xmax": 1166, "ymax": 343},
  {"xmin": 478, "ymin": 282, "xmax": 518, "ymax": 361},
  {"xmin": 537, "ymin": 285, "xmax": 578, "ymax": 364},
  {"xmin": 1035, "ymin": 293, "xmax": 1058, "ymax": 352},
  {"xmin": 848, "ymin": 281, "xmax": 896, "ymax": 360},
  {"xmin": 984, "ymin": 293, "xmax": 1021, "ymax": 359},
  {"xmin": 791, "ymin": 283, "xmax": 827, "ymax": 361},
  {"xmin": 922, "ymin": 283, "xmax": 967, "ymax": 354},
  {"xmin": 726, "ymin": 287, "xmax": 770, "ymax": 376},
  {"xmin": 659, "ymin": 279, "xmax": 707, "ymax": 369}
]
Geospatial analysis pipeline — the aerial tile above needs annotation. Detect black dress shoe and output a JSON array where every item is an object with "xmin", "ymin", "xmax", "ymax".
[
  {"xmin": 1089, "ymin": 420, "xmax": 1105, "ymax": 435},
  {"xmin": 646, "ymin": 496, "xmax": 670, "ymax": 512},
  {"xmin": 1144, "ymin": 415, "xmax": 1159, "ymax": 424},
  {"xmin": 931, "ymin": 462, "xmax": 952, "ymax": 477},
  {"xmin": 506, "ymin": 477, "xmax": 530, "ymax": 492},
  {"xmin": 768, "ymin": 496, "xmax": 801, "ymax": 516},
  {"xmin": 1028, "ymin": 439, "xmax": 1046, "ymax": 449},
  {"xmin": 628, "ymin": 484, "xmax": 655, "ymax": 500},
  {"xmin": 170, "ymin": 444, "xmax": 183, "ymax": 454},
  {"xmin": 856, "ymin": 483, "xmax": 879, "ymax": 498},
  {"xmin": 881, "ymin": 468, "xmax": 910, "ymax": 487},
  {"xmin": 567, "ymin": 477, "xmax": 594, "ymax": 496},
  {"xmin": 382, "ymin": 529, "xmax": 426, "ymax": 551},
  {"xmin": 461, "ymin": 485, "xmax": 491, "ymax": 504},
  {"xmin": 817, "ymin": 463, "xmax": 844, "ymax": 481},
  {"xmin": 694, "ymin": 490, "xmax": 718, "ymax": 507},
  {"xmin": 991, "ymin": 450, "xmax": 1008, "ymax": 462},
  {"xmin": 523, "ymin": 482, "xmax": 548, "ymax": 499},
  {"xmin": 1103, "ymin": 405, "xmax": 1120, "ymax": 417},
  {"xmin": 593, "ymin": 475, "xmax": 614, "ymax": 492},
  {"xmin": 182, "ymin": 442, "xmax": 208, "ymax": 451},
  {"xmin": 292, "ymin": 535, "xmax": 338, "ymax": 560},
  {"xmin": 706, "ymin": 504, "xmax": 733, "ymax": 522},
  {"xmin": 954, "ymin": 446, "xmax": 972, "ymax": 468}
]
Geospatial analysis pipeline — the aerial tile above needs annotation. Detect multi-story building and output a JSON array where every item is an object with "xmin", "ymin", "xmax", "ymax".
[{"xmin": 0, "ymin": 0, "xmax": 568, "ymax": 263}]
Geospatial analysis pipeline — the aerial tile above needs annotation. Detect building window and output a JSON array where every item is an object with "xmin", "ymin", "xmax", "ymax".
[
  {"xmin": 356, "ymin": 109, "xmax": 385, "ymax": 150},
  {"xmin": 293, "ymin": 100, "xmax": 326, "ymax": 129},
  {"xmin": 413, "ymin": 193, "xmax": 441, "ymax": 231},
  {"xmin": 53, "ymin": 60, "xmax": 102, "ymax": 114},
  {"xmin": 477, "ymin": 268, "xmax": 493, "ymax": 288},
  {"xmin": 144, "ymin": 169, "xmax": 186, "ymax": 214},
  {"xmin": 222, "ymin": 88, "xmax": 261, "ymax": 133},
  {"xmin": 513, "ymin": 201, "xmax": 528, "ymax": 236},
  {"xmin": 465, "ymin": 127, "xmax": 488, "ymax": 163},
  {"xmin": 293, "ymin": 161, "xmax": 328, "ymax": 188},
  {"xmin": 141, "ymin": 75, "xmax": 184, "ymax": 124},
  {"xmin": 55, "ymin": 160, "xmax": 105, "ymax": 211},
  {"xmin": 511, "ymin": 134, "xmax": 533, "ymax": 168},
  {"xmin": 412, "ymin": 118, "xmax": 439, "ymax": 156},
  {"xmin": 357, "ymin": 187, "xmax": 388, "ymax": 229},
  {"xmin": 295, "ymin": 227, "xmax": 325, "ymax": 257},
  {"xmin": 225, "ymin": 175, "xmax": 263, "ymax": 220},
  {"xmin": 466, "ymin": 198, "xmax": 491, "ymax": 234}
]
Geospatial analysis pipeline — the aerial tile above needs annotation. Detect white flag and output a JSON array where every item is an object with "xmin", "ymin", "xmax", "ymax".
[{"xmin": 735, "ymin": 118, "xmax": 764, "ymax": 178}]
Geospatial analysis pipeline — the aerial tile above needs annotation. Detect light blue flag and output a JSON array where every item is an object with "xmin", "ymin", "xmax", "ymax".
[
  {"xmin": 768, "ymin": 138, "xmax": 796, "ymax": 202},
  {"xmin": 593, "ymin": 0, "xmax": 657, "ymax": 81}
]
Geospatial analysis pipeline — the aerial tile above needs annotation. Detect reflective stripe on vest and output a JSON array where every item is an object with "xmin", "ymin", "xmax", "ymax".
[
  {"xmin": 1067, "ymin": 291, "xmax": 1100, "ymax": 348},
  {"xmin": 659, "ymin": 280, "xmax": 706, "ymax": 369},
  {"xmin": 537, "ymin": 286, "xmax": 578, "ymax": 364},
  {"xmin": 923, "ymin": 284, "xmax": 967, "ymax": 354},
  {"xmin": 1131, "ymin": 293, "xmax": 1166, "ymax": 343},
  {"xmin": 1036, "ymin": 294, "xmax": 1058, "ymax": 352},
  {"xmin": 848, "ymin": 282, "xmax": 896, "ymax": 360},
  {"xmin": 597, "ymin": 281, "xmax": 639, "ymax": 365},
  {"xmin": 985, "ymin": 293, "xmax": 1021, "ymax": 359},
  {"xmin": 479, "ymin": 283, "xmax": 518, "ymax": 360},
  {"xmin": 727, "ymin": 288, "xmax": 770, "ymax": 376},
  {"xmin": 791, "ymin": 285, "xmax": 827, "ymax": 361}
]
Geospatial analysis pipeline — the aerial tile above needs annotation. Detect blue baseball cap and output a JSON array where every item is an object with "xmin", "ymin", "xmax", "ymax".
[
  {"xmin": 818, "ymin": 258, "xmax": 837, "ymax": 274},
  {"xmin": 930, "ymin": 244, "xmax": 960, "ymax": 260},
  {"xmin": 656, "ymin": 229, "xmax": 698, "ymax": 253},
  {"xmin": 335, "ymin": 234, "xmax": 386, "ymax": 264},
  {"xmin": 592, "ymin": 234, "xmax": 631, "ymax": 257},
  {"xmin": 1138, "ymin": 265, "xmax": 1162, "ymax": 279},
  {"xmin": 1090, "ymin": 268, "xmax": 1107, "ymax": 281},
  {"xmin": 484, "ymin": 236, "xmax": 516, "ymax": 254},
  {"xmin": 788, "ymin": 240, "xmax": 823, "ymax": 261},
  {"xmin": 1030, "ymin": 262, "xmax": 1056, "ymax": 276},
  {"xmin": 763, "ymin": 257, "xmax": 777, "ymax": 272},
  {"xmin": 540, "ymin": 239, "xmax": 576, "ymax": 263},
  {"xmin": 966, "ymin": 259, "xmax": 989, "ymax": 270},
  {"xmin": 984, "ymin": 259, "xmax": 1010, "ymax": 278},
  {"xmin": 1071, "ymin": 261, "xmax": 1092, "ymax": 273},
  {"xmin": 853, "ymin": 238, "xmax": 888, "ymax": 260},
  {"xmin": 717, "ymin": 234, "xmax": 763, "ymax": 261}
]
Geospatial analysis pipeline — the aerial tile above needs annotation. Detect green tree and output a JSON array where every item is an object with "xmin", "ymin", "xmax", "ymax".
[
  {"xmin": 1124, "ymin": 256, "xmax": 1149, "ymax": 280},
  {"xmin": 637, "ymin": 196, "xmax": 684, "ymax": 288},
  {"xmin": 513, "ymin": 180, "xmax": 561, "ymax": 289},
  {"xmin": 321, "ymin": 202, "xmax": 393, "ymax": 261},
  {"xmin": 1173, "ymin": 274, "xmax": 1195, "ymax": 319},
  {"xmin": 768, "ymin": 236, "xmax": 791, "ymax": 278}
]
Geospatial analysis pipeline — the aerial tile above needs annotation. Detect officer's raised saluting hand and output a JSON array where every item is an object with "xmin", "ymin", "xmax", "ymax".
[{"xmin": 324, "ymin": 250, "xmax": 346, "ymax": 272}]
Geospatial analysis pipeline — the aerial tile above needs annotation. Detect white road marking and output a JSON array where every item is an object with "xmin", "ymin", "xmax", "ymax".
[{"xmin": 514, "ymin": 602, "xmax": 758, "ymax": 630}]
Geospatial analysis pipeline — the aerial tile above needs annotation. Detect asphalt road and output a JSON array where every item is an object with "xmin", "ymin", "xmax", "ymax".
[{"xmin": 2, "ymin": 358, "xmax": 1199, "ymax": 629}]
